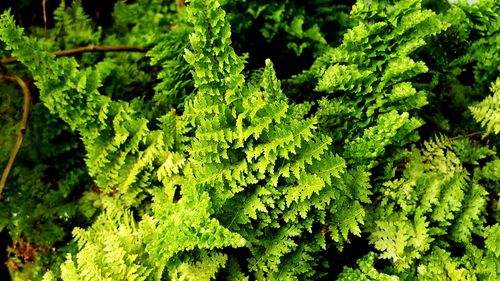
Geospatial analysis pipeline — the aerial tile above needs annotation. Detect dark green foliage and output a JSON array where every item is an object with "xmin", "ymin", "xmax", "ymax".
[{"xmin": 0, "ymin": 0, "xmax": 498, "ymax": 280}]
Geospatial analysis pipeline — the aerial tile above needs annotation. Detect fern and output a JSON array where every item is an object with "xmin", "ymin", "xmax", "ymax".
[
  {"xmin": 416, "ymin": 247, "xmax": 474, "ymax": 280},
  {"xmin": 169, "ymin": 251, "xmax": 228, "ymax": 281},
  {"xmin": 456, "ymin": 0, "xmax": 500, "ymax": 88},
  {"xmin": 337, "ymin": 252, "xmax": 399, "ymax": 281},
  {"xmin": 52, "ymin": 0, "xmax": 101, "ymax": 49},
  {"xmin": 179, "ymin": 0, "xmax": 356, "ymax": 277},
  {"xmin": 368, "ymin": 135, "xmax": 492, "ymax": 271},
  {"xmin": 0, "ymin": 11, "xmax": 168, "ymax": 205},
  {"xmin": 42, "ymin": 201, "xmax": 154, "ymax": 281},
  {"xmin": 293, "ymin": 0, "xmax": 448, "ymax": 169},
  {"xmin": 147, "ymin": 23, "xmax": 194, "ymax": 110},
  {"xmin": 0, "ymin": 0, "xmax": 499, "ymax": 280},
  {"xmin": 470, "ymin": 77, "xmax": 500, "ymax": 135},
  {"xmin": 110, "ymin": 0, "xmax": 177, "ymax": 46}
]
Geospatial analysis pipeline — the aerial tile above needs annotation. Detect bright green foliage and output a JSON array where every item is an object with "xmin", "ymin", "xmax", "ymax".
[
  {"xmin": 295, "ymin": 0, "xmax": 448, "ymax": 169},
  {"xmin": 337, "ymin": 253, "xmax": 399, "ymax": 281},
  {"xmin": 470, "ymin": 77, "xmax": 500, "ymax": 134},
  {"xmin": 368, "ymin": 135, "xmax": 491, "ymax": 270},
  {"xmin": 415, "ymin": 224, "xmax": 500, "ymax": 281},
  {"xmin": 0, "ymin": 11, "xmax": 166, "ymax": 205},
  {"xmin": 142, "ymin": 181, "xmax": 246, "ymax": 279},
  {"xmin": 416, "ymin": 247, "xmax": 475, "ymax": 281},
  {"xmin": 484, "ymin": 224, "xmax": 500, "ymax": 257},
  {"xmin": 0, "ymin": 0, "xmax": 499, "ymax": 280},
  {"xmin": 178, "ymin": 0, "xmax": 356, "ymax": 278},
  {"xmin": 45, "ymin": 202, "xmax": 154, "ymax": 281}
]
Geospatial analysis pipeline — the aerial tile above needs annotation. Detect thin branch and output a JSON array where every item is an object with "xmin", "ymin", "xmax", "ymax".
[
  {"xmin": 176, "ymin": 0, "xmax": 186, "ymax": 10},
  {"xmin": 449, "ymin": 131, "xmax": 484, "ymax": 141},
  {"xmin": 0, "ymin": 75, "xmax": 32, "ymax": 200},
  {"xmin": 0, "ymin": 45, "xmax": 149, "ymax": 65},
  {"xmin": 42, "ymin": 0, "xmax": 47, "ymax": 35}
]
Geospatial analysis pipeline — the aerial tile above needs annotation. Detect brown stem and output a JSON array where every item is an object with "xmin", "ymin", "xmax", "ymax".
[
  {"xmin": 449, "ymin": 131, "xmax": 484, "ymax": 141},
  {"xmin": 0, "ymin": 45, "xmax": 148, "ymax": 65},
  {"xmin": 0, "ymin": 75, "xmax": 32, "ymax": 200},
  {"xmin": 42, "ymin": 0, "xmax": 47, "ymax": 35},
  {"xmin": 176, "ymin": 0, "xmax": 186, "ymax": 10}
]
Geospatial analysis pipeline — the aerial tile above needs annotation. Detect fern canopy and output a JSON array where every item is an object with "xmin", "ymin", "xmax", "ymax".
[{"xmin": 0, "ymin": 0, "xmax": 499, "ymax": 280}]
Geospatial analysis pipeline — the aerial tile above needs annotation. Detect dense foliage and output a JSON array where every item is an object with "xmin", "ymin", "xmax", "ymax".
[{"xmin": 0, "ymin": 0, "xmax": 498, "ymax": 280}]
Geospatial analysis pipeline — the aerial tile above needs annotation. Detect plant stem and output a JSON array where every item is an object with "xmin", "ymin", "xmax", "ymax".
[
  {"xmin": 177, "ymin": 0, "xmax": 186, "ymax": 10},
  {"xmin": 449, "ymin": 131, "xmax": 484, "ymax": 141},
  {"xmin": 0, "ymin": 45, "xmax": 148, "ymax": 65},
  {"xmin": 0, "ymin": 75, "xmax": 31, "ymax": 200}
]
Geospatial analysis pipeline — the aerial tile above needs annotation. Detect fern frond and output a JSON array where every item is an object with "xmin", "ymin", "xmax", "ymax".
[
  {"xmin": 368, "ymin": 135, "xmax": 493, "ymax": 271},
  {"xmin": 338, "ymin": 252, "xmax": 400, "ymax": 281},
  {"xmin": 470, "ymin": 77, "xmax": 500, "ymax": 135},
  {"xmin": 54, "ymin": 201, "xmax": 153, "ymax": 281}
]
